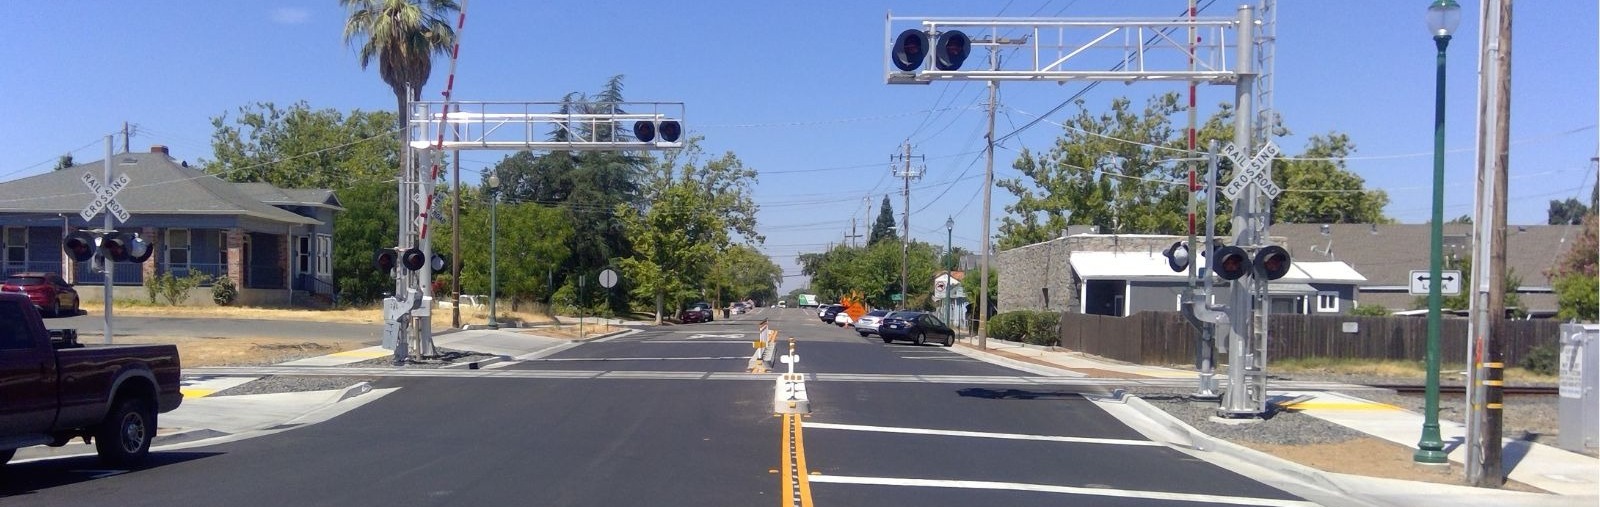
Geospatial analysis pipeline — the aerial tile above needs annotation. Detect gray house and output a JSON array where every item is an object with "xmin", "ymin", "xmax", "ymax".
[
  {"xmin": 0, "ymin": 146, "xmax": 340, "ymax": 306},
  {"xmin": 1270, "ymin": 223, "xmax": 1580, "ymax": 315},
  {"xmin": 998, "ymin": 232, "xmax": 1367, "ymax": 316}
]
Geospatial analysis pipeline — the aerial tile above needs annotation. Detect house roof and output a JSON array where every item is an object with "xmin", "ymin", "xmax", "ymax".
[
  {"xmin": 1068, "ymin": 250, "xmax": 1366, "ymax": 285},
  {"xmin": 0, "ymin": 151, "xmax": 319, "ymax": 226},
  {"xmin": 236, "ymin": 183, "xmax": 345, "ymax": 211},
  {"xmin": 1270, "ymin": 223, "xmax": 1580, "ymax": 289}
]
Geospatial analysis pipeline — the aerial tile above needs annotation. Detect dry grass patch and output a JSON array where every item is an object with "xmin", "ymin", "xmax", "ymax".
[
  {"xmin": 116, "ymin": 335, "xmax": 371, "ymax": 367},
  {"xmin": 520, "ymin": 324, "xmax": 622, "ymax": 340},
  {"xmin": 1245, "ymin": 438, "xmax": 1545, "ymax": 493},
  {"xmin": 1269, "ymin": 357, "xmax": 1557, "ymax": 384}
]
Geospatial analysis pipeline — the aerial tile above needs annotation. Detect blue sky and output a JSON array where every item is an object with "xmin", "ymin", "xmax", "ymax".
[{"xmin": 2, "ymin": 1, "xmax": 1595, "ymax": 293}]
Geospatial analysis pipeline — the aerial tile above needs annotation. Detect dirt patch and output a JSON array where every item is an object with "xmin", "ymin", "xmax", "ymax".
[
  {"xmin": 115, "ymin": 335, "xmax": 371, "ymax": 367},
  {"xmin": 1243, "ymin": 438, "xmax": 1546, "ymax": 493}
]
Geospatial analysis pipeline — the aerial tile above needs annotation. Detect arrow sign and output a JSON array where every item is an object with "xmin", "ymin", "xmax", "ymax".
[
  {"xmin": 1408, "ymin": 269, "xmax": 1462, "ymax": 295},
  {"xmin": 1219, "ymin": 142, "xmax": 1282, "ymax": 201}
]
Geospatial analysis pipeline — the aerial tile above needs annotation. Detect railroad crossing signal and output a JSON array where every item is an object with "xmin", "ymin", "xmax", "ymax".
[
  {"xmin": 1219, "ymin": 142, "xmax": 1282, "ymax": 201},
  {"xmin": 79, "ymin": 172, "xmax": 131, "ymax": 223}
]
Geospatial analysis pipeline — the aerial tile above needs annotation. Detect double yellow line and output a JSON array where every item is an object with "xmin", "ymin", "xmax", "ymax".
[{"xmin": 780, "ymin": 413, "xmax": 815, "ymax": 507}]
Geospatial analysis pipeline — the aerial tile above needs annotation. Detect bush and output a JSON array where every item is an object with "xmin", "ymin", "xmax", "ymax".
[
  {"xmin": 144, "ymin": 272, "xmax": 211, "ymax": 306},
  {"xmin": 212, "ymin": 276, "xmax": 239, "ymax": 306},
  {"xmin": 987, "ymin": 310, "xmax": 1060, "ymax": 346},
  {"xmin": 1348, "ymin": 304, "xmax": 1391, "ymax": 316},
  {"xmin": 1520, "ymin": 343, "xmax": 1560, "ymax": 376}
]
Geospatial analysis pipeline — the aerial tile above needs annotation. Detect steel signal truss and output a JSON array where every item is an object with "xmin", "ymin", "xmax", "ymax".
[
  {"xmin": 885, "ymin": 14, "xmax": 1244, "ymax": 84},
  {"xmin": 408, "ymin": 101, "xmax": 686, "ymax": 151}
]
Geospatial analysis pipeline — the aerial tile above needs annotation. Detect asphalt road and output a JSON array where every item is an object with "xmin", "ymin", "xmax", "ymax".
[{"xmin": 5, "ymin": 306, "xmax": 1312, "ymax": 506}]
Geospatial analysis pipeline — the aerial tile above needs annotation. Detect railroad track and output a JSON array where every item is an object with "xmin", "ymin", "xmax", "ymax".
[{"xmin": 1372, "ymin": 384, "xmax": 1558, "ymax": 396}]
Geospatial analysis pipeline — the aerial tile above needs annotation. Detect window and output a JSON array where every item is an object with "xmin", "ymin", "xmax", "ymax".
[
  {"xmin": 218, "ymin": 231, "xmax": 229, "ymax": 266},
  {"xmin": 296, "ymin": 236, "xmax": 311, "ymax": 275},
  {"xmin": 316, "ymin": 234, "xmax": 332, "ymax": 276},
  {"xmin": 1317, "ymin": 291, "xmax": 1340, "ymax": 313},
  {"xmin": 167, "ymin": 229, "xmax": 191, "ymax": 267},
  {"xmin": 0, "ymin": 303, "xmax": 34, "ymax": 350},
  {"xmin": 3, "ymin": 227, "xmax": 26, "ymax": 265}
]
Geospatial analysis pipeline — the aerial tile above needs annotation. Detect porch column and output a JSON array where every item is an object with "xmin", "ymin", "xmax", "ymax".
[
  {"xmin": 281, "ymin": 227, "xmax": 293, "ymax": 300},
  {"xmin": 227, "ymin": 228, "xmax": 244, "ymax": 288},
  {"xmin": 142, "ymin": 226, "xmax": 159, "ymax": 283}
]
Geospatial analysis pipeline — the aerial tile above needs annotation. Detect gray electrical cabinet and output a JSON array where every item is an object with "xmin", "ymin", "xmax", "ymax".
[{"xmin": 1558, "ymin": 323, "xmax": 1598, "ymax": 454}]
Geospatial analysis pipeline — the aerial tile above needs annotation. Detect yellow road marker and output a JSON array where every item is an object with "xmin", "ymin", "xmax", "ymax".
[
  {"xmin": 779, "ymin": 413, "xmax": 816, "ymax": 507},
  {"xmin": 180, "ymin": 388, "xmax": 217, "ymax": 399}
]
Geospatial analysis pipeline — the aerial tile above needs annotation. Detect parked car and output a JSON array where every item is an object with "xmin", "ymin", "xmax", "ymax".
[
  {"xmin": 819, "ymin": 304, "xmax": 845, "ymax": 323},
  {"xmin": 833, "ymin": 310, "xmax": 853, "ymax": 326},
  {"xmin": 689, "ymin": 301, "xmax": 714, "ymax": 322},
  {"xmin": 678, "ymin": 307, "xmax": 709, "ymax": 323},
  {"xmin": 1, "ymin": 272, "xmax": 79, "ymax": 317},
  {"xmin": 0, "ymin": 293, "xmax": 183, "ymax": 466},
  {"xmin": 852, "ymin": 310, "xmax": 895, "ymax": 337},
  {"xmin": 777, "ymin": 301, "xmax": 787, "ymax": 308},
  {"xmin": 731, "ymin": 303, "xmax": 747, "ymax": 315},
  {"xmin": 878, "ymin": 311, "xmax": 956, "ymax": 347}
]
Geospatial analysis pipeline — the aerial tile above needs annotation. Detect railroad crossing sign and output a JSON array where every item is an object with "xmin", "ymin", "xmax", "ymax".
[
  {"xmin": 598, "ymin": 268, "xmax": 619, "ymax": 289},
  {"xmin": 1219, "ymin": 141, "xmax": 1282, "ymax": 200},
  {"xmin": 1409, "ymin": 269, "xmax": 1462, "ymax": 296},
  {"xmin": 79, "ymin": 172, "xmax": 131, "ymax": 223}
]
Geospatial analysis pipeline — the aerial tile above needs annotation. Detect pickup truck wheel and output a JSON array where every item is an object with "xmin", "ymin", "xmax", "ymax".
[{"xmin": 96, "ymin": 398, "xmax": 155, "ymax": 466}]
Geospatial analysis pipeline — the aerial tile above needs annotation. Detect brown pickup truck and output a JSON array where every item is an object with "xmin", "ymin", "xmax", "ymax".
[{"xmin": 0, "ymin": 292, "xmax": 182, "ymax": 466}]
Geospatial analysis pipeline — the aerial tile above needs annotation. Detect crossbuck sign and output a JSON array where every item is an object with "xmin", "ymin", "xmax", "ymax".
[
  {"xmin": 80, "ymin": 172, "xmax": 131, "ymax": 223},
  {"xmin": 1219, "ymin": 141, "xmax": 1282, "ymax": 201}
]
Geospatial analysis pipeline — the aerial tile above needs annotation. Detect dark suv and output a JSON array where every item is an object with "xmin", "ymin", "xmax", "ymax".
[{"xmin": 819, "ymin": 304, "xmax": 845, "ymax": 324}]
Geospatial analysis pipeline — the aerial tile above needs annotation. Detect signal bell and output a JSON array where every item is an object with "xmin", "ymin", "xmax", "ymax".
[{"xmin": 1162, "ymin": 241, "xmax": 1190, "ymax": 272}]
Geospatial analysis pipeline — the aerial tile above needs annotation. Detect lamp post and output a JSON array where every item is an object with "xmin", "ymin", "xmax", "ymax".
[
  {"xmin": 486, "ymin": 171, "xmax": 500, "ymax": 330},
  {"xmin": 944, "ymin": 216, "xmax": 954, "ymax": 331},
  {"xmin": 1415, "ymin": 0, "xmax": 1460, "ymax": 465}
]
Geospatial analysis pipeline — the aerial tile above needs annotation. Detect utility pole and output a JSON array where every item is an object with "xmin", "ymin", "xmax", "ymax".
[
  {"xmin": 845, "ymin": 217, "xmax": 863, "ymax": 247},
  {"xmin": 121, "ymin": 122, "xmax": 135, "ymax": 153},
  {"xmin": 978, "ymin": 45, "xmax": 999, "ymax": 350},
  {"xmin": 1467, "ymin": 0, "xmax": 1512, "ymax": 487},
  {"xmin": 890, "ymin": 141, "xmax": 923, "ymax": 309}
]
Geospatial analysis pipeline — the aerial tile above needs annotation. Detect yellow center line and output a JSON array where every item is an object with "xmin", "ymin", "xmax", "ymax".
[{"xmin": 779, "ymin": 413, "xmax": 815, "ymax": 507}]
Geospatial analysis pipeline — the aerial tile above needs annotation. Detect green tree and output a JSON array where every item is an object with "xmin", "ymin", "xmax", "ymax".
[
  {"xmin": 1270, "ymin": 133, "xmax": 1390, "ymax": 224},
  {"xmin": 1547, "ymin": 214, "xmax": 1598, "ymax": 321},
  {"xmin": 709, "ymin": 245, "xmax": 783, "ymax": 304},
  {"xmin": 204, "ymin": 102, "xmax": 399, "ymax": 187},
  {"xmin": 1547, "ymin": 197, "xmax": 1591, "ymax": 225},
  {"xmin": 53, "ymin": 154, "xmax": 73, "ymax": 171},
  {"xmin": 797, "ymin": 240, "xmax": 940, "ymax": 310},
  {"xmin": 998, "ymin": 94, "xmax": 1215, "ymax": 249},
  {"xmin": 869, "ymin": 195, "xmax": 897, "ymax": 246},
  {"xmin": 340, "ymin": 0, "xmax": 459, "ymax": 130},
  {"xmin": 431, "ymin": 182, "xmax": 572, "ymax": 312},
  {"xmin": 332, "ymin": 180, "xmax": 400, "ymax": 304},
  {"xmin": 618, "ymin": 178, "xmax": 724, "ymax": 323},
  {"xmin": 1448, "ymin": 214, "xmax": 1473, "ymax": 224}
]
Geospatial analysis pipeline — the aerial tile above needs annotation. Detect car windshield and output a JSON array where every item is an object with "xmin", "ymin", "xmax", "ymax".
[
  {"xmin": 3, "ymin": 277, "xmax": 44, "ymax": 286},
  {"xmin": 866, "ymin": 310, "xmax": 888, "ymax": 317}
]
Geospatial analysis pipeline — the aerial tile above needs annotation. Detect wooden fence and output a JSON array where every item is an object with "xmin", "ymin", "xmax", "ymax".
[{"xmin": 1058, "ymin": 311, "xmax": 1561, "ymax": 367}]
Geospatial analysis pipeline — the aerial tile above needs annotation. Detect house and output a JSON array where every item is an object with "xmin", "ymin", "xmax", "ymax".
[
  {"xmin": 997, "ymin": 231, "xmax": 1367, "ymax": 316},
  {"xmin": 1270, "ymin": 223, "xmax": 1581, "ymax": 315},
  {"xmin": 0, "ymin": 146, "xmax": 341, "ymax": 306}
]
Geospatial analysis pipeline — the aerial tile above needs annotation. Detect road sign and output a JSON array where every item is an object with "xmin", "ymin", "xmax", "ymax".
[
  {"xmin": 598, "ymin": 268, "xmax": 619, "ymax": 289},
  {"xmin": 1219, "ymin": 142, "xmax": 1282, "ymax": 201},
  {"xmin": 1409, "ymin": 269, "xmax": 1462, "ymax": 295},
  {"xmin": 79, "ymin": 172, "xmax": 131, "ymax": 223},
  {"xmin": 891, "ymin": 293, "xmax": 903, "ymax": 302}
]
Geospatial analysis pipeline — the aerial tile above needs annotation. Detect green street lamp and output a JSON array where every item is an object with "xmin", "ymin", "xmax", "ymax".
[
  {"xmin": 1416, "ymin": 0, "xmax": 1460, "ymax": 465},
  {"xmin": 486, "ymin": 171, "xmax": 501, "ymax": 330}
]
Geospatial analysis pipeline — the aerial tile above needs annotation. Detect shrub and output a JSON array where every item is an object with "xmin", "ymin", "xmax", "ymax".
[
  {"xmin": 987, "ymin": 310, "xmax": 1060, "ymax": 346},
  {"xmin": 142, "ymin": 275, "xmax": 160, "ymax": 304},
  {"xmin": 1519, "ymin": 343, "xmax": 1560, "ymax": 376},
  {"xmin": 1348, "ymin": 304, "xmax": 1391, "ymax": 317},
  {"xmin": 212, "ymin": 276, "xmax": 239, "ymax": 306},
  {"xmin": 147, "ymin": 272, "xmax": 211, "ymax": 306}
]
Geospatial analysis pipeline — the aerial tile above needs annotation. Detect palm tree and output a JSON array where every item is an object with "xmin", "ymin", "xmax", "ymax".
[{"xmin": 340, "ymin": 0, "xmax": 459, "ymax": 129}]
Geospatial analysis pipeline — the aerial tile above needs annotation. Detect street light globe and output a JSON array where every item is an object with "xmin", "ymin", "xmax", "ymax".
[
  {"xmin": 945, "ymin": 216, "xmax": 955, "ymax": 231},
  {"xmin": 1427, "ymin": 0, "xmax": 1462, "ymax": 38},
  {"xmin": 487, "ymin": 172, "xmax": 500, "ymax": 188}
]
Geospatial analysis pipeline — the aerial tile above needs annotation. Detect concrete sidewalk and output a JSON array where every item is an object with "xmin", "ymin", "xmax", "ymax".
[
  {"xmin": 959, "ymin": 336, "xmax": 1599, "ymax": 505},
  {"xmin": 279, "ymin": 327, "xmax": 632, "ymax": 366}
]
